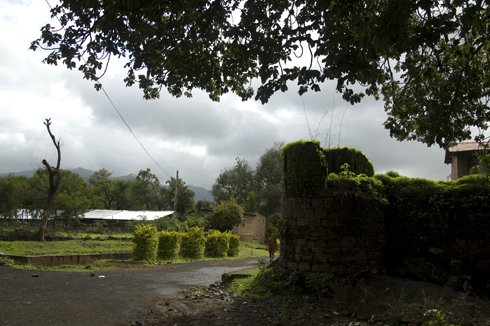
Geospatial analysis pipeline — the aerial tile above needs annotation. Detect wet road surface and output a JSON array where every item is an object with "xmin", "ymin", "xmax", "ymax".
[{"xmin": 0, "ymin": 256, "xmax": 265, "ymax": 326}]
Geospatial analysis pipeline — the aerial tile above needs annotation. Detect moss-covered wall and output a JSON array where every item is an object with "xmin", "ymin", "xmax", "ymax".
[
  {"xmin": 279, "ymin": 140, "xmax": 384, "ymax": 276},
  {"xmin": 280, "ymin": 141, "xmax": 490, "ymax": 291},
  {"xmin": 323, "ymin": 147, "xmax": 375, "ymax": 176}
]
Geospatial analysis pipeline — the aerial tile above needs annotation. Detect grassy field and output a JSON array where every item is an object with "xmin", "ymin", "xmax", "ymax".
[
  {"xmin": 0, "ymin": 239, "xmax": 132, "ymax": 256},
  {"xmin": 0, "ymin": 238, "xmax": 268, "ymax": 271}
]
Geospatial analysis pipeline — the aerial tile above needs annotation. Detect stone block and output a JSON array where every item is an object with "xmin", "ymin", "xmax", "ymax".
[
  {"xmin": 349, "ymin": 265, "xmax": 367, "ymax": 274},
  {"xmin": 312, "ymin": 218, "xmax": 322, "ymax": 227},
  {"xmin": 314, "ymin": 252, "xmax": 329, "ymax": 263},
  {"xmin": 287, "ymin": 261, "xmax": 298, "ymax": 271},
  {"xmin": 312, "ymin": 263, "xmax": 332, "ymax": 272},
  {"xmin": 329, "ymin": 252, "xmax": 342, "ymax": 262},
  {"xmin": 332, "ymin": 265, "xmax": 349, "ymax": 274},
  {"xmin": 341, "ymin": 237, "xmax": 357, "ymax": 247},
  {"xmin": 314, "ymin": 209, "xmax": 328, "ymax": 219},
  {"xmin": 353, "ymin": 251, "xmax": 368, "ymax": 262},
  {"xmin": 328, "ymin": 227, "xmax": 344, "ymax": 237},
  {"xmin": 292, "ymin": 209, "xmax": 302, "ymax": 217},
  {"xmin": 367, "ymin": 252, "xmax": 381, "ymax": 261},
  {"xmin": 317, "ymin": 240, "xmax": 327, "ymax": 248},
  {"xmin": 328, "ymin": 239, "xmax": 341, "ymax": 248},
  {"xmin": 302, "ymin": 253, "xmax": 314, "ymax": 261},
  {"xmin": 311, "ymin": 230, "xmax": 326, "ymax": 237},
  {"xmin": 297, "ymin": 218, "xmax": 309, "ymax": 227},
  {"xmin": 322, "ymin": 218, "xmax": 337, "ymax": 227},
  {"xmin": 303, "ymin": 209, "xmax": 315, "ymax": 218},
  {"xmin": 429, "ymin": 247, "xmax": 445, "ymax": 254},
  {"xmin": 475, "ymin": 259, "xmax": 490, "ymax": 272},
  {"xmin": 298, "ymin": 262, "xmax": 311, "ymax": 272},
  {"xmin": 294, "ymin": 254, "xmax": 302, "ymax": 262},
  {"xmin": 446, "ymin": 245, "xmax": 463, "ymax": 255},
  {"xmin": 311, "ymin": 198, "xmax": 324, "ymax": 210},
  {"xmin": 344, "ymin": 227, "xmax": 364, "ymax": 237},
  {"xmin": 295, "ymin": 245, "xmax": 303, "ymax": 253},
  {"xmin": 342, "ymin": 253, "xmax": 353, "ymax": 262},
  {"xmin": 348, "ymin": 217, "xmax": 364, "ymax": 228},
  {"xmin": 464, "ymin": 245, "xmax": 481, "ymax": 255},
  {"xmin": 297, "ymin": 239, "xmax": 307, "ymax": 246}
]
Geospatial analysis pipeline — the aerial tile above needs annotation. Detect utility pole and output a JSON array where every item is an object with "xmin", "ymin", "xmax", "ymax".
[{"xmin": 174, "ymin": 170, "xmax": 178, "ymax": 217}]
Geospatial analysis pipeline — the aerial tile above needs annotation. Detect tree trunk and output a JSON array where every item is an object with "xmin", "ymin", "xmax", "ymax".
[{"xmin": 38, "ymin": 119, "xmax": 62, "ymax": 242}]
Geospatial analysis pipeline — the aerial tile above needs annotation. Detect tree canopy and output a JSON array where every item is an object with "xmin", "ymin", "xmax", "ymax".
[
  {"xmin": 212, "ymin": 142, "xmax": 283, "ymax": 216},
  {"xmin": 31, "ymin": 0, "xmax": 490, "ymax": 148}
]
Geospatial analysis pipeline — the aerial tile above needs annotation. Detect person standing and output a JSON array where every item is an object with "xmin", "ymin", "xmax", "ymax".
[{"xmin": 267, "ymin": 236, "xmax": 277, "ymax": 262}]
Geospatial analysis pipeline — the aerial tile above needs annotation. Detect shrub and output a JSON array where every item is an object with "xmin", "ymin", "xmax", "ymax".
[
  {"xmin": 86, "ymin": 220, "xmax": 108, "ymax": 234},
  {"xmin": 180, "ymin": 226, "xmax": 205, "ymax": 259},
  {"xmin": 227, "ymin": 232, "xmax": 241, "ymax": 257},
  {"xmin": 205, "ymin": 229, "xmax": 229, "ymax": 258},
  {"xmin": 157, "ymin": 231, "xmax": 181, "ymax": 260},
  {"xmin": 205, "ymin": 200, "xmax": 244, "ymax": 232},
  {"xmin": 126, "ymin": 216, "xmax": 150, "ymax": 233},
  {"xmin": 152, "ymin": 216, "xmax": 183, "ymax": 232},
  {"xmin": 132, "ymin": 224, "xmax": 158, "ymax": 261}
]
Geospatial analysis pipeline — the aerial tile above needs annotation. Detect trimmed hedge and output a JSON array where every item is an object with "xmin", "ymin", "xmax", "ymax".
[
  {"xmin": 227, "ymin": 232, "xmax": 241, "ymax": 257},
  {"xmin": 132, "ymin": 224, "xmax": 158, "ymax": 261},
  {"xmin": 205, "ymin": 229, "xmax": 229, "ymax": 258},
  {"xmin": 157, "ymin": 231, "xmax": 181, "ymax": 260},
  {"xmin": 180, "ymin": 226, "xmax": 205, "ymax": 259}
]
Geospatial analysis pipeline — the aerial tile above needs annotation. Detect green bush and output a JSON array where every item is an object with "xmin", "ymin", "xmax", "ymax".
[
  {"xmin": 227, "ymin": 232, "xmax": 241, "ymax": 257},
  {"xmin": 157, "ymin": 231, "xmax": 181, "ymax": 260},
  {"xmin": 323, "ymin": 146, "xmax": 375, "ymax": 176},
  {"xmin": 180, "ymin": 226, "xmax": 205, "ymax": 259},
  {"xmin": 152, "ymin": 216, "xmax": 183, "ymax": 232},
  {"xmin": 205, "ymin": 229, "xmax": 229, "ymax": 258},
  {"xmin": 126, "ymin": 216, "xmax": 150, "ymax": 233},
  {"xmin": 132, "ymin": 224, "xmax": 158, "ymax": 261},
  {"xmin": 86, "ymin": 220, "xmax": 108, "ymax": 234},
  {"xmin": 205, "ymin": 200, "xmax": 244, "ymax": 232}
]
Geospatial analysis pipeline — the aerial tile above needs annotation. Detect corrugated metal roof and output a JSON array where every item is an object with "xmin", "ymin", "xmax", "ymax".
[{"xmin": 83, "ymin": 210, "xmax": 174, "ymax": 221}]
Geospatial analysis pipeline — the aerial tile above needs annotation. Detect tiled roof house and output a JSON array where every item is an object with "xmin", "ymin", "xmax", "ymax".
[{"xmin": 444, "ymin": 142, "xmax": 488, "ymax": 180}]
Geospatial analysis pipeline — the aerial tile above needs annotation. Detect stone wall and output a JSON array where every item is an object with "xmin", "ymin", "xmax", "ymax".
[
  {"xmin": 278, "ymin": 141, "xmax": 385, "ymax": 276},
  {"xmin": 278, "ymin": 191, "xmax": 384, "ymax": 276},
  {"xmin": 279, "ymin": 140, "xmax": 490, "ymax": 288},
  {"xmin": 384, "ymin": 197, "xmax": 490, "ymax": 275}
]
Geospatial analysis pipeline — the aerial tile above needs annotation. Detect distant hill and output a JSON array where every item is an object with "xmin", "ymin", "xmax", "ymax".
[{"xmin": 0, "ymin": 168, "xmax": 213, "ymax": 202}]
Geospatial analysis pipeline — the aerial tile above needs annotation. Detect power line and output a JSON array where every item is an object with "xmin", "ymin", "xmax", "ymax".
[{"xmin": 44, "ymin": 0, "xmax": 172, "ymax": 179}]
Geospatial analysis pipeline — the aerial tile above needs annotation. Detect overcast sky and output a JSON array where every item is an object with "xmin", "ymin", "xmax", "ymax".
[{"xmin": 0, "ymin": 0, "xmax": 451, "ymax": 189}]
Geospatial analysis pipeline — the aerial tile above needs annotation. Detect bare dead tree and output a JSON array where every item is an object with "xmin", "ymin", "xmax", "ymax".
[
  {"xmin": 302, "ymin": 95, "xmax": 350, "ymax": 148},
  {"xmin": 38, "ymin": 118, "xmax": 62, "ymax": 242}
]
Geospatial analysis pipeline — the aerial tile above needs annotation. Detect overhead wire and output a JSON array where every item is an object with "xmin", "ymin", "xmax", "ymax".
[{"xmin": 44, "ymin": 0, "xmax": 172, "ymax": 179}]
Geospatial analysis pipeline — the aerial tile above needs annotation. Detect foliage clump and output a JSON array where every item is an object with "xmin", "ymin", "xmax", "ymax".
[
  {"xmin": 326, "ymin": 163, "xmax": 386, "ymax": 204},
  {"xmin": 132, "ymin": 224, "xmax": 158, "ymax": 261},
  {"xmin": 227, "ymin": 232, "xmax": 240, "ymax": 257},
  {"xmin": 157, "ymin": 230, "xmax": 181, "ymax": 260},
  {"xmin": 323, "ymin": 147, "xmax": 375, "ymax": 176},
  {"xmin": 229, "ymin": 262, "xmax": 333, "ymax": 300},
  {"xmin": 180, "ymin": 226, "xmax": 205, "ymax": 259},
  {"xmin": 205, "ymin": 200, "xmax": 244, "ymax": 232},
  {"xmin": 204, "ymin": 229, "xmax": 230, "ymax": 258}
]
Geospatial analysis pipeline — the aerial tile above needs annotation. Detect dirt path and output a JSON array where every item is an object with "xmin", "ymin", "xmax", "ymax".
[{"xmin": 0, "ymin": 257, "xmax": 265, "ymax": 326}]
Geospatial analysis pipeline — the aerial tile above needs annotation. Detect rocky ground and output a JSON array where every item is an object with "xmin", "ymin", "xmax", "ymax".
[{"xmin": 133, "ymin": 273, "xmax": 490, "ymax": 326}]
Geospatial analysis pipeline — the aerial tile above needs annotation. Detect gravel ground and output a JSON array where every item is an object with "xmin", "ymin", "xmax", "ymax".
[{"xmin": 0, "ymin": 257, "xmax": 265, "ymax": 326}]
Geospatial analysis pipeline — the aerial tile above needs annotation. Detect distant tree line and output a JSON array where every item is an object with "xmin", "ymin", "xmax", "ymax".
[
  {"xmin": 0, "ymin": 143, "xmax": 284, "ymax": 238},
  {"xmin": 0, "ymin": 168, "xmax": 197, "ymax": 222}
]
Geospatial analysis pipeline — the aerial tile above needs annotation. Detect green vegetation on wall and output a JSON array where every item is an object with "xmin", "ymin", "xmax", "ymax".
[
  {"xmin": 323, "ymin": 147, "xmax": 374, "ymax": 176},
  {"xmin": 282, "ymin": 140, "xmax": 327, "ymax": 191}
]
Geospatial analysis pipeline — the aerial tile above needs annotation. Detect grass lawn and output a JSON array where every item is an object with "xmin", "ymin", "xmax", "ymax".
[
  {"xmin": 0, "ymin": 238, "xmax": 268, "ymax": 271},
  {"xmin": 0, "ymin": 239, "xmax": 132, "ymax": 256}
]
